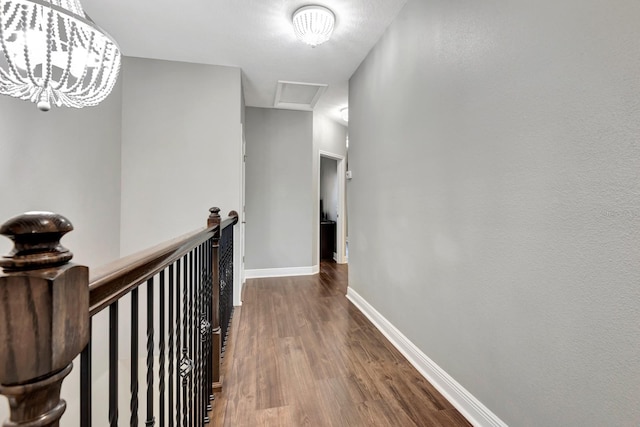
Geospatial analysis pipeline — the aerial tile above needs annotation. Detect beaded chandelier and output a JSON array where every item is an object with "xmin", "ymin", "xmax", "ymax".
[
  {"xmin": 0, "ymin": 0, "xmax": 121, "ymax": 111},
  {"xmin": 292, "ymin": 5, "xmax": 335, "ymax": 48}
]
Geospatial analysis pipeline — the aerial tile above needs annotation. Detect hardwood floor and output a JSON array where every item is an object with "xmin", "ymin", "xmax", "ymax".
[{"xmin": 212, "ymin": 262, "xmax": 471, "ymax": 426}]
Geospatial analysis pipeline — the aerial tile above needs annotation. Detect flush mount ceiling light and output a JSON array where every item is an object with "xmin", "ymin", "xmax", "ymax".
[
  {"xmin": 292, "ymin": 5, "xmax": 335, "ymax": 47},
  {"xmin": 0, "ymin": 0, "xmax": 121, "ymax": 111},
  {"xmin": 340, "ymin": 107, "xmax": 348, "ymax": 122}
]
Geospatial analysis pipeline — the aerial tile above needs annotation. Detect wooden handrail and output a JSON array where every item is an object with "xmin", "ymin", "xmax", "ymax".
[
  {"xmin": 90, "ymin": 210, "xmax": 238, "ymax": 316},
  {"xmin": 221, "ymin": 210, "xmax": 239, "ymax": 231},
  {"xmin": 89, "ymin": 226, "xmax": 215, "ymax": 317}
]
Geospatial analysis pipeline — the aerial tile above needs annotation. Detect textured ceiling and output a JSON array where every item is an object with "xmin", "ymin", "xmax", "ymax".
[{"xmin": 81, "ymin": 0, "xmax": 407, "ymax": 123}]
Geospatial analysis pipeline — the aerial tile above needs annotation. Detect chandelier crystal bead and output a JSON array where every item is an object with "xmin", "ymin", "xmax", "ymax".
[
  {"xmin": 292, "ymin": 5, "xmax": 335, "ymax": 48},
  {"xmin": 0, "ymin": 0, "xmax": 121, "ymax": 111}
]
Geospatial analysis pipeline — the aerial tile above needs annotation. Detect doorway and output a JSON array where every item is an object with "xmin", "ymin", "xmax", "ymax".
[{"xmin": 318, "ymin": 151, "xmax": 347, "ymax": 264}]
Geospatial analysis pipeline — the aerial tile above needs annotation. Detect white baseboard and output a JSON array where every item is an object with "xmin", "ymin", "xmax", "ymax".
[
  {"xmin": 346, "ymin": 288, "xmax": 507, "ymax": 427},
  {"xmin": 245, "ymin": 265, "xmax": 319, "ymax": 279}
]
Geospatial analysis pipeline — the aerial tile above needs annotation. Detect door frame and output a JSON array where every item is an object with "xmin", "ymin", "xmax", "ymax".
[
  {"xmin": 318, "ymin": 150, "xmax": 347, "ymax": 264},
  {"xmin": 235, "ymin": 124, "xmax": 246, "ymax": 306}
]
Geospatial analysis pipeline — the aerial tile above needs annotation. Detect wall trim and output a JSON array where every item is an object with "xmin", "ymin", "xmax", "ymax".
[
  {"xmin": 245, "ymin": 265, "xmax": 319, "ymax": 279},
  {"xmin": 346, "ymin": 288, "xmax": 508, "ymax": 427}
]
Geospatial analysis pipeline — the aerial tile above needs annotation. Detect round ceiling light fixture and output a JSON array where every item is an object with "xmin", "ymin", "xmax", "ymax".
[
  {"xmin": 0, "ymin": 0, "xmax": 121, "ymax": 111},
  {"xmin": 292, "ymin": 5, "xmax": 335, "ymax": 48},
  {"xmin": 340, "ymin": 107, "xmax": 348, "ymax": 122}
]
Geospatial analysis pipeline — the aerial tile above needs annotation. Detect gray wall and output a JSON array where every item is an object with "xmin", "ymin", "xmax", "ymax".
[
  {"xmin": 313, "ymin": 112, "xmax": 348, "ymax": 156},
  {"xmin": 245, "ymin": 107, "xmax": 313, "ymax": 270},
  {"xmin": 120, "ymin": 57, "xmax": 242, "ymax": 256},
  {"xmin": 348, "ymin": 0, "xmax": 640, "ymax": 426},
  {"xmin": 0, "ymin": 82, "xmax": 122, "ymax": 268}
]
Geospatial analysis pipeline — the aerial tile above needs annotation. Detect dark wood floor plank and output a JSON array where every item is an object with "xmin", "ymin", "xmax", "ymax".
[
  {"xmin": 254, "ymin": 406, "xmax": 295, "ymax": 426},
  {"xmin": 213, "ymin": 261, "xmax": 472, "ymax": 427},
  {"xmin": 434, "ymin": 408, "xmax": 475, "ymax": 427},
  {"xmin": 255, "ymin": 338, "xmax": 286, "ymax": 410}
]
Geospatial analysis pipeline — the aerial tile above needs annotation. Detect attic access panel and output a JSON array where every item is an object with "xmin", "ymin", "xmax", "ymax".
[{"xmin": 274, "ymin": 80, "xmax": 328, "ymax": 111}]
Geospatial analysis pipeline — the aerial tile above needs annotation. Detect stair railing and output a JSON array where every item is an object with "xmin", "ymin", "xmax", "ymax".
[{"xmin": 0, "ymin": 207, "xmax": 238, "ymax": 427}]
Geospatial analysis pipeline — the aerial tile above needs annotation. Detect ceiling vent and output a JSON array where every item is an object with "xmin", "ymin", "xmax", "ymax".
[{"xmin": 274, "ymin": 80, "xmax": 328, "ymax": 111}]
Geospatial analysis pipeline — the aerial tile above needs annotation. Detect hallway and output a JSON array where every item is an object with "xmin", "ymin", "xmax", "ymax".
[{"xmin": 212, "ymin": 262, "xmax": 470, "ymax": 426}]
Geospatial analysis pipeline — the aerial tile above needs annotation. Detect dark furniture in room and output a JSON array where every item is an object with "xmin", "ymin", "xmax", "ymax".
[{"xmin": 320, "ymin": 220, "xmax": 336, "ymax": 260}]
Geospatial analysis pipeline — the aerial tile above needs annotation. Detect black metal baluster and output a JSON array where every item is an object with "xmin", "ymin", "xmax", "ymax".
[
  {"xmin": 159, "ymin": 270, "xmax": 166, "ymax": 427},
  {"xmin": 131, "ymin": 288, "xmax": 139, "ymax": 427},
  {"xmin": 146, "ymin": 278, "xmax": 155, "ymax": 427},
  {"xmin": 201, "ymin": 243, "xmax": 208, "ymax": 423},
  {"xmin": 210, "ymin": 236, "xmax": 215, "ymax": 401},
  {"xmin": 189, "ymin": 250, "xmax": 194, "ymax": 427},
  {"xmin": 202, "ymin": 242, "xmax": 210, "ymax": 423},
  {"xmin": 206, "ymin": 239, "xmax": 213, "ymax": 416},
  {"xmin": 168, "ymin": 264, "xmax": 175, "ymax": 427},
  {"xmin": 80, "ymin": 318, "xmax": 92, "ymax": 427},
  {"xmin": 227, "ymin": 227, "xmax": 235, "ymax": 351},
  {"xmin": 219, "ymin": 227, "xmax": 234, "ymax": 354},
  {"xmin": 197, "ymin": 245, "xmax": 203, "ymax": 424},
  {"xmin": 182, "ymin": 254, "xmax": 190, "ymax": 427},
  {"xmin": 219, "ymin": 229, "xmax": 226, "ymax": 353},
  {"xmin": 196, "ymin": 245, "xmax": 202, "ymax": 425},
  {"xmin": 109, "ymin": 303, "xmax": 118, "ymax": 427},
  {"xmin": 211, "ymin": 236, "xmax": 216, "ymax": 399},
  {"xmin": 193, "ymin": 246, "xmax": 199, "ymax": 426},
  {"xmin": 176, "ymin": 258, "xmax": 182, "ymax": 427}
]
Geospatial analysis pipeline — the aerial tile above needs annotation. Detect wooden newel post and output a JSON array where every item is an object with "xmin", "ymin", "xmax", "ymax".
[
  {"xmin": 0, "ymin": 212, "xmax": 89, "ymax": 427},
  {"xmin": 207, "ymin": 207, "xmax": 223, "ymax": 392}
]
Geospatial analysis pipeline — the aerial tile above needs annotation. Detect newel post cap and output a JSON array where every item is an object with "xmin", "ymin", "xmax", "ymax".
[
  {"xmin": 0, "ymin": 212, "xmax": 89, "ymax": 386},
  {"xmin": 0, "ymin": 212, "xmax": 74, "ymax": 271},
  {"xmin": 208, "ymin": 207, "xmax": 221, "ymax": 228}
]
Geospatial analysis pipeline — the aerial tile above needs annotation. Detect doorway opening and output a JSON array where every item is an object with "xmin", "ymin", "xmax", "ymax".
[{"xmin": 319, "ymin": 151, "xmax": 347, "ymax": 265}]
